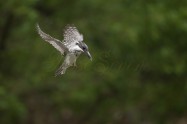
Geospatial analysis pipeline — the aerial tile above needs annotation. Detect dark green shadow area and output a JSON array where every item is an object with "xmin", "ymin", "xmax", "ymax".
[{"xmin": 1, "ymin": 0, "xmax": 187, "ymax": 124}]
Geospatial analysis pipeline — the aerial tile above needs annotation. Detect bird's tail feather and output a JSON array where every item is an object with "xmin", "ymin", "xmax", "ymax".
[{"xmin": 55, "ymin": 64, "xmax": 67, "ymax": 76}]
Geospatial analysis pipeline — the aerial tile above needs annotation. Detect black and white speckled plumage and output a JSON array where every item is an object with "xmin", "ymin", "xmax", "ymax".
[{"xmin": 36, "ymin": 24, "xmax": 92, "ymax": 76}]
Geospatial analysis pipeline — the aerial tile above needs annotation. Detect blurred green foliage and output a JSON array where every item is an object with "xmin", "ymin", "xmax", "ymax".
[{"xmin": 1, "ymin": 0, "xmax": 187, "ymax": 124}]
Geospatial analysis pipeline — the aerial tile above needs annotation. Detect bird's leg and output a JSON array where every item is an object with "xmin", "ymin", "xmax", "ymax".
[
  {"xmin": 73, "ymin": 52, "xmax": 79, "ymax": 67},
  {"xmin": 73, "ymin": 61, "xmax": 77, "ymax": 66}
]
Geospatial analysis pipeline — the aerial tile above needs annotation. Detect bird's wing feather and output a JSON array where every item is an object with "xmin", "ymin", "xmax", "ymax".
[
  {"xmin": 36, "ymin": 24, "xmax": 67, "ymax": 55},
  {"xmin": 63, "ymin": 25, "xmax": 83, "ymax": 48}
]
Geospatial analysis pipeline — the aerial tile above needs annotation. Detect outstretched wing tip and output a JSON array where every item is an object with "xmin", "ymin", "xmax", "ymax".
[
  {"xmin": 63, "ymin": 24, "xmax": 83, "ymax": 43},
  {"xmin": 36, "ymin": 23, "xmax": 39, "ymax": 27},
  {"xmin": 63, "ymin": 24, "xmax": 76, "ymax": 32},
  {"xmin": 36, "ymin": 23, "xmax": 66, "ymax": 54},
  {"xmin": 36, "ymin": 23, "xmax": 42, "ymax": 34},
  {"xmin": 65, "ymin": 23, "xmax": 75, "ymax": 27},
  {"xmin": 36, "ymin": 23, "xmax": 39, "ymax": 29}
]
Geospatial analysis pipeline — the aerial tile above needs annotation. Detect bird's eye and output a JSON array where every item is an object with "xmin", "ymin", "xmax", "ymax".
[{"xmin": 83, "ymin": 47, "xmax": 86, "ymax": 50}]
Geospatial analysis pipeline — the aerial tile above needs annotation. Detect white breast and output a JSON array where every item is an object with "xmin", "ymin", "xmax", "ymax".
[{"xmin": 64, "ymin": 53, "xmax": 78, "ymax": 66}]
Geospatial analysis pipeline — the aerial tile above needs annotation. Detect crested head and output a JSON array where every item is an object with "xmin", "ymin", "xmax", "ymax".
[
  {"xmin": 77, "ymin": 42, "xmax": 88, "ymax": 51},
  {"xmin": 76, "ymin": 42, "xmax": 92, "ymax": 61}
]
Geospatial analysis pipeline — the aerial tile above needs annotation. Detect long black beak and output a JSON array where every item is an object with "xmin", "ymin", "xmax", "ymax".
[{"xmin": 85, "ymin": 51, "xmax": 92, "ymax": 61}]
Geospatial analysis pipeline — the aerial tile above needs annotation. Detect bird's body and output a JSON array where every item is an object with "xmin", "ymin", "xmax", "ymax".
[
  {"xmin": 36, "ymin": 24, "xmax": 92, "ymax": 76},
  {"xmin": 55, "ymin": 52, "xmax": 80, "ymax": 76}
]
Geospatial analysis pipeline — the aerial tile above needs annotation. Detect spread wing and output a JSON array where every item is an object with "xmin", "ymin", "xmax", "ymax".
[
  {"xmin": 63, "ymin": 24, "xmax": 83, "ymax": 48},
  {"xmin": 36, "ymin": 24, "xmax": 67, "ymax": 55}
]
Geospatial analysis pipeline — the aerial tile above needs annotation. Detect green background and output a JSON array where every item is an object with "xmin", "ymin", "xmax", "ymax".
[{"xmin": 1, "ymin": 0, "xmax": 187, "ymax": 124}]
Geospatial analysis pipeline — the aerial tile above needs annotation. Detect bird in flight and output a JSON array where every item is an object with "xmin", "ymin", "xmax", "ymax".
[{"xmin": 36, "ymin": 24, "xmax": 92, "ymax": 76}]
